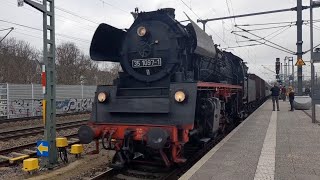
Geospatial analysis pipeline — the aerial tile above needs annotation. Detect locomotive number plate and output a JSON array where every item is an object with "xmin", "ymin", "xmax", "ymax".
[{"xmin": 132, "ymin": 58, "xmax": 162, "ymax": 68}]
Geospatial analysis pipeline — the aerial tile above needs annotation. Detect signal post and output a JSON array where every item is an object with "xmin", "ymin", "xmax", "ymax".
[
  {"xmin": 18, "ymin": 0, "xmax": 57, "ymax": 168},
  {"xmin": 275, "ymin": 58, "xmax": 281, "ymax": 84}
]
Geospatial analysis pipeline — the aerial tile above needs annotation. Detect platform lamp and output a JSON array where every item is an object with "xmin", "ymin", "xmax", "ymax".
[
  {"xmin": 80, "ymin": 75, "xmax": 85, "ymax": 100},
  {"xmin": 285, "ymin": 56, "xmax": 294, "ymax": 88}
]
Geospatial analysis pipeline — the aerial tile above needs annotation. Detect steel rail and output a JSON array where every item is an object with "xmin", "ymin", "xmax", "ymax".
[
  {"xmin": 0, "ymin": 111, "xmax": 90, "ymax": 125},
  {"xmin": 0, "ymin": 119, "xmax": 87, "ymax": 140}
]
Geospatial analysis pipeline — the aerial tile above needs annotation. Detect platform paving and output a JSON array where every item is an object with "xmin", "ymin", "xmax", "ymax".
[{"xmin": 179, "ymin": 99, "xmax": 320, "ymax": 180}]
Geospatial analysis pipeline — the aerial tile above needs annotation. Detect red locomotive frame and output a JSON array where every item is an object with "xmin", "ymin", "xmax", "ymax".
[{"xmin": 87, "ymin": 82, "xmax": 242, "ymax": 167}]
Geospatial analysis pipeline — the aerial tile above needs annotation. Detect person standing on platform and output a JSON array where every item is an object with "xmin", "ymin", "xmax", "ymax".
[
  {"xmin": 281, "ymin": 86, "xmax": 287, "ymax": 101},
  {"xmin": 270, "ymin": 82, "xmax": 280, "ymax": 111},
  {"xmin": 288, "ymin": 87, "xmax": 295, "ymax": 111}
]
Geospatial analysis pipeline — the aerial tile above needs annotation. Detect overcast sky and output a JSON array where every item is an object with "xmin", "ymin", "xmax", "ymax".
[{"xmin": 1, "ymin": 0, "xmax": 320, "ymax": 82}]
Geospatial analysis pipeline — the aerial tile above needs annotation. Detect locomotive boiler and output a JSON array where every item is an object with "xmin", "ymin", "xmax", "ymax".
[{"xmin": 78, "ymin": 8, "xmax": 250, "ymax": 168}]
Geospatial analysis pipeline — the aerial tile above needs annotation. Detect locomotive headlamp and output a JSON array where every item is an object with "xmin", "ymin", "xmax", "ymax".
[
  {"xmin": 98, "ymin": 92, "xmax": 107, "ymax": 102},
  {"xmin": 137, "ymin": 26, "xmax": 147, "ymax": 37},
  {"xmin": 174, "ymin": 91, "xmax": 186, "ymax": 103}
]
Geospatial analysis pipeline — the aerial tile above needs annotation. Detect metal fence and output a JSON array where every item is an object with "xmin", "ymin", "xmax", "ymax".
[{"xmin": 0, "ymin": 83, "xmax": 96, "ymax": 119}]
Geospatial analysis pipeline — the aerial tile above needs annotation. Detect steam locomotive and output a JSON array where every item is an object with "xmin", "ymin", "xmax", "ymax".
[{"xmin": 78, "ymin": 8, "xmax": 270, "ymax": 168}]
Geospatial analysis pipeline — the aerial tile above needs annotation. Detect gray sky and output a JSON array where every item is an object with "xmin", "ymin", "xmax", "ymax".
[{"xmin": 1, "ymin": 0, "xmax": 320, "ymax": 82}]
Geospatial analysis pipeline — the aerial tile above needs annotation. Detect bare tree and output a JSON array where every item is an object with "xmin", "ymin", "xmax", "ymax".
[
  {"xmin": 56, "ymin": 42, "xmax": 120, "ymax": 85},
  {"xmin": 0, "ymin": 38, "xmax": 121, "ymax": 85},
  {"xmin": 0, "ymin": 37, "xmax": 40, "ymax": 83},
  {"xmin": 96, "ymin": 62, "xmax": 121, "ymax": 85}
]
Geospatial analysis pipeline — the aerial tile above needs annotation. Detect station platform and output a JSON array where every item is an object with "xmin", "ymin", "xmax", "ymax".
[{"xmin": 180, "ymin": 99, "xmax": 320, "ymax": 180}]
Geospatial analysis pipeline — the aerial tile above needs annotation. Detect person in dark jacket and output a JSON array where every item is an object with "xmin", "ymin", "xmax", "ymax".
[
  {"xmin": 270, "ymin": 82, "xmax": 280, "ymax": 111},
  {"xmin": 288, "ymin": 86, "xmax": 295, "ymax": 111}
]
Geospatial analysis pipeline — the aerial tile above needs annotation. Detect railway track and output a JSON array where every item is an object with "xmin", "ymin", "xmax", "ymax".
[
  {"xmin": 0, "ymin": 111, "xmax": 90, "ymax": 125},
  {"xmin": 0, "ymin": 119, "xmax": 88, "ymax": 141},
  {"xmin": 89, "ymin": 134, "xmax": 225, "ymax": 180},
  {"xmin": 0, "ymin": 133, "xmax": 80, "ymax": 167}
]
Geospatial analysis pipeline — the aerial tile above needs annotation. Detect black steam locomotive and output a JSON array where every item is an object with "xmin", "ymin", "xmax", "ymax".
[{"xmin": 78, "ymin": 8, "xmax": 269, "ymax": 168}]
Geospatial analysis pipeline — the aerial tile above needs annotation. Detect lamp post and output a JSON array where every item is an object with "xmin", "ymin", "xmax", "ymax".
[
  {"xmin": 80, "ymin": 75, "xmax": 85, "ymax": 100},
  {"xmin": 285, "ymin": 56, "xmax": 294, "ymax": 88},
  {"xmin": 284, "ymin": 57, "xmax": 287, "ymax": 87}
]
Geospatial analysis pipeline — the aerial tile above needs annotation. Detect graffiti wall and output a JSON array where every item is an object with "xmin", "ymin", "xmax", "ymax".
[
  {"xmin": 0, "ymin": 84, "xmax": 96, "ymax": 119},
  {"xmin": 0, "ymin": 100, "xmax": 7, "ymax": 118},
  {"xmin": 8, "ymin": 99, "xmax": 42, "ymax": 118},
  {"xmin": 56, "ymin": 98, "xmax": 93, "ymax": 113},
  {"xmin": 6, "ymin": 98, "xmax": 93, "ymax": 118},
  {"xmin": 0, "ymin": 84, "xmax": 7, "ymax": 118}
]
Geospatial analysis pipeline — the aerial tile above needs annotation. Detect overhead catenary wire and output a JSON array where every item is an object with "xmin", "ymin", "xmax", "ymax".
[
  {"xmin": 179, "ymin": 0, "xmax": 229, "ymax": 47},
  {"xmin": 11, "ymin": 29, "xmax": 43, "ymax": 40},
  {"xmin": 5, "ymin": 28, "xmax": 89, "ymax": 50},
  {"xmin": 225, "ymin": 24, "xmax": 292, "ymax": 53},
  {"xmin": 232, "ymin": 31, "xmax": 294, "ymax": 54},
  {"xmin": 305, "ymin": 23, "xmax": 320, "ymax": 31},
  {"xmin": 56, "ymin": 33, "xmax": 91, "ymax": 43},
  {"xmin": 5, "ymin": 28, "xmax": 90, "ymax": 49},
  {"xmin": 13, "ymin": 28, "xmax": 90, "ymax": 49},
  {"xmin": 0, "ymin": 19, "xmax": 91, "ymax": 44},
  {"xmin": 232, "ymin": 32, "xmax": 295, "ymax": 55},
  {"xmin": 225, "ymin": 0, "xmax": 238, "ymax": 43},
  {"xmin": 55, "ymin": 6, "xmax": 100, "ymax": 25},
  {"xmin": 180, "ymin": 0, "xmax": 201, "ymax": 19},
  {"xmin": 225, "ymin": 26, "xmax": 292, "ymax": 50},
  {"xmin": 263, "ymin": 25, "xmax": 292, "ymax": 39},
  {"xmin": 180, "ymin": 0, "xmax": 294, "ymax": 62},
  {"xmin": 222, "ymin": 43, "xmax": 262, "ymax": 49},
  {"xmin": 303, "ymin": 24, "xmax": 320, "ymax": 54},
  {"xmin": 234, "ymin": 26, "xmax": 295, "ymax": 54},
  {"xmin": 229, "ymin": 0, "xmax": 237, "ymax": 26},
  {"xmin": 232, "ymin": 25, "xmax": 291, "ymax": 44},
  {"xmin": 236, "ymin": 21, "xmax": 296, "ymax": 27},
  {"xmin": 0, "ymin": 27, "xmax": 14, "ymax": 32},
  {"xmin": 303, "ymin": 42, "xmax": 320, "ymax": 54},
  {"xmin": 0, "ymin": 27, "xmax": 14, "ymax": 43},
  {"xmin": 224, "ymin": 0, "xmax": 256, "ymax": 63},
  {"xmin": 302, "ymin": 19, "xmax": 320, "ymax": 23},
  {"xmin": 232, "ymin": 24, "xmax": 293, "ymax": 32},
  {"xmin": 55, "ymin": 15, "xmax": 97, "ymax": 32},
  {"xmin": 0, "ymin": 19, "xmax": 42, "ymax": 31},
  {"xmin": 1, "ymin": 0, "xmax": 123, "ymax": 52},
  {"xmin": 2, "ymin": 0, "xmax": 97, "ymax": 33},
  {"xmin": 97, "ymin": 0, "xmax": 130, "ymax": 14},
  {"xmin": 234, "ymin": 25, "xmax": 292, "ymax": 44},
  {"xmin": 2, "ymin": 0, "xmax": 133, "ymax": 45}
]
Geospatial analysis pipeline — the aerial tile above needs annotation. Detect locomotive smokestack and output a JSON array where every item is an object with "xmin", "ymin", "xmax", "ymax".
[{"xmin": 131, "ymin": 7, "xmax": 139, "ymax": 20}]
